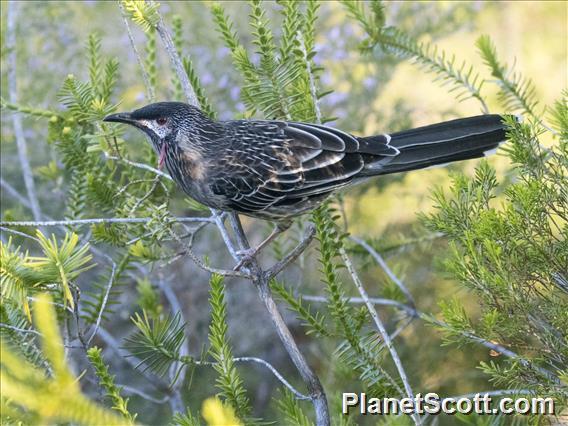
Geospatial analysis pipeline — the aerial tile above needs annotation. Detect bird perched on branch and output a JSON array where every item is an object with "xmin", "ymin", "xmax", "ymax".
[{"xmin": 104, "ymin": 102, "xmax": 510, "ymax": 261}]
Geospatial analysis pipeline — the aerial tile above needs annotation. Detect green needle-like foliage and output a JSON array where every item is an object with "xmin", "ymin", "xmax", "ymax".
[
  {"xmin": 312, "ymin": 203, "xmax": 400, "ymax": 397},
  {"xmin": 272, "ymin": 279, "xmax": 330, "ymax": 337},
  {"xmin": 27, "ymin": 230, "xmax": 94, "ymax": 309},
  {"xmin": 171, "ymin": 15, "xmax": 184, "ymax": 100},
  {"xmin": 422, "ymin": 113, "xmax": 567, "ymax": 404},
  {"xmin": 0, "ymin": 302, "xmax": 47, "ymax": 370},
  {"xmin": 379, "ymin": 27, "xmax": 486, "ymax": 105},
  {"xmin": 87, "ymin": 346, "xmax": 137, "ymax": 422},
  {"xmin": 121, "ymin": 0, "xmax": 161, "ymax": 33},
  {"xmin": 275, "ymin": 389, "xmax": 314, "ymax": 426},
  {"xmin": 135, "ymin": 277, "xmax": 164, "ymax": 319},
  {"xmin": 476, "ymin": 35, "xmax": 540, "ymax": 118},
  {"xmin": 0, "ymin": 97, "xmax": 59, "ymax": 118},
  {"xmin": 182, "ymin": 57, "xmax": 217, "ymax": 119},
  {"xmin": 1, "ymin": 231, "xmax": 93, "ymax": 316},
  {"xmin": 341, "ymin": 0, "xmax": 385, "ymax": 42},
  {"xmin": 207, "ymin": 273, "xmax": 251, "ymax": 420},
  {"xmin": 211, "ymin": 0, "xmax": 325, "ymax": 122},
  {"xmin": 125, "ymin": 310, "xmax": 186, "ymax": 377},
  {"xmin": 145, "ymin": 29, "xmax": 157, "ymax": 93},
  {"xmin": 343, "ymin": 0, "xmax": 486, "ymax": 109},
  {"xmin": 1, "ymin": 294, "xmax": 131, "ymax": 425},
  {"xmin": 1, "ymin": 238, "xmax": 41, "ymax": 320},
  {"xmin": 171, "ymin": 407, "xmax": 201, "ymax": 426},
  {"xmin": 81, "ymin": 253, "xmax": 132, "ymax": 326}
]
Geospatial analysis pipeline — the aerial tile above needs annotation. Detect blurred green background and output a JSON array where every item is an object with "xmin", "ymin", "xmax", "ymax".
[{"xmin": 1, "ymin": 1, "xmax": 566, "ymax": 424}]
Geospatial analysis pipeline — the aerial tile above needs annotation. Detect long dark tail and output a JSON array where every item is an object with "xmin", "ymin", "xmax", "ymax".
[{"xmin": 361, "ymin": 115, "xmax": 510, "ymax": 175}]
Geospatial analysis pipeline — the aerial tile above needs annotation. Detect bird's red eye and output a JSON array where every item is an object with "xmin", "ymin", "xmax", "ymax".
[{"xmin": 156, "ymin": 117, "xmax": 167, "ymax": 126}]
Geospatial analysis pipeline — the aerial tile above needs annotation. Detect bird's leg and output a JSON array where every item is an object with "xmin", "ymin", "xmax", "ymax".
[{"xmin": 234, "ymin": 221, "xmax": 292, "ymax": 271}]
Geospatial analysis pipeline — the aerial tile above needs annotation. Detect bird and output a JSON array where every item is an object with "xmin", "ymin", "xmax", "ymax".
[{"xmin": 104, "ymin": 102, "xmax": 510, "ymax": 261}]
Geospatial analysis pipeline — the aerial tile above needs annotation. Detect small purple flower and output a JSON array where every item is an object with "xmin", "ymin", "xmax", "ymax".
[
  {"xmin": 201, "ymin": 73, "xmax": 214, "ymax": 86},
  {"xmin": 343, "ymin": 24, "xmax": 355, "ymax": 37},
  {"xmin": 218, "ymin": 74, "xmax": 229, "ymax": 89},
  {"xmin": 321, "ymin": 71, "xmax": 333, "ymax": 86},
  {"xmin": 216, "ymin": 46, "xmax": 231, "ymax": 59},
  {"xmin": 332, "ymin": 49, "xmax": 348, "ymax": 61},
  {"xmin": 329, "ymin": 27, "xmax": 340, "ymax": 41},
  {"xmin": 327, "ymin": 91, "xmax": 348, "ymax": 106},
  {"xmin": 363, "ymin": 77, "xmax": 375, "ymax": 89},
  {"xmin": 230, "ymin": 86, "xmax": 240, "ymax": 101}
]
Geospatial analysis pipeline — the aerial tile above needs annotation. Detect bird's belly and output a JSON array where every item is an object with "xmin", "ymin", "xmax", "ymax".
[
  {"xmin": 165, "ymin": 164, "xmax": 226, "ymax": 211},
  {"xmin": 243, "ymin": 193, "xmax": 332, "ymax": 220}
]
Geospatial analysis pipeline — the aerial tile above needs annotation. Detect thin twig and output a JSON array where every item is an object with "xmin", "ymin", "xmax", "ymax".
[
  {"xmin": 28, "ymin": 296, "xmax": 75, "ymax": 315},
  {"xmin": 96, "ymin": 327, "xmax": 172, "ymax": 392},
  {"xmin": 213, "ymin": 210, "xmax": 242, "ymax": 263},
  {"xmin": 168, "ymin": 228, "xmax": 251, "ymax": 278},
  {"xmin": 118, "ymin": 0, "xmax": 155, "ymax": 101},
  {"xmin": 86, "ymin": 257, "xmax": 117, "ymax": 346},
  {"xmin": 304, "ymin": 291, "xmax": 558, "ymax": 382},
  {"xmin": 256, "ymin": 273, "xmax": 330, "ymax": 422},
  {"xmin": 116, "ymin": 178, "xmax": 158, "ymax": 198},
  {"xmin": 120, "ymin": 385, "xmax": 169, "ymax": 404},
  {"xmin": 350, "ymin": 235, "xmax": 416, "ymax": 307},
  {"xmin": 0, "ymin": 226, "xmax": 41, "ymax": 243},
  {"xmin": 297, "ymin": 31, "xmax": 321, "ymax": 124},
  {"xmin": 302, "ymin": 294, "xmax": 417, "ymax": 318},
  {"xmin": 129, "ymin": 174, "xmax": 161, "ymax": 214},
  {"xmin": 234, "ymin": 357, "xmax": 311, "ymax": 400},
  {"xmin": 193, "ymin": 356, "xmax": 310, "ymax": 400},
  {"xmin": 0, "ymin": 323, "xmax": 41, "ymax": 336},
  {"xmin": 425, "ymin": 315, "xmax": 561, "ymax": 383},
  {"xmin": 6, "ymin": 2, "xmax": 42, "ymax": 222},
  {"xmin": 0, "ymin": 216, "xmax": 213, "ymax": 228},
  {"xmin": 153, "ymin": 11, "xmax": 198, "ymax": 107},
  {"xmin": 228, "ymin": 213, "xmax": 330, "ymax": 424},
  {"xmin": 340, "ymin": 247, "xmax": 422, "ymax": 426},
  {"xmin": 158, "ymin": 274, "xmax": 191, "ymax": 409},
  {"xmin": 333, "ymin": 232, "xmax": 557, "ymax": 380},
  {"xmin": 266, "ymin": 224, "xmax": 315, "ymax": 279},
  {"xmin": 105, "ymin": 153, "xmax": 173, "ymax": 180},
  {"xmin": 1, "ymin": 177, "xmax": 33, "ymax": 209}
]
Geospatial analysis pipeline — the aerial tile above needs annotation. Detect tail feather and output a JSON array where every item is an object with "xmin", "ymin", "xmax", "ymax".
[{"xmin": 361, "ymin": 114, "xmax": 510, "ymax": 176}]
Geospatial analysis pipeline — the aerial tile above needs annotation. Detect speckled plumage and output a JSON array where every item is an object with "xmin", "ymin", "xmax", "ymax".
[{"xmin": 104, "ymin": 102, "xmax": 509, "ymax": 221}]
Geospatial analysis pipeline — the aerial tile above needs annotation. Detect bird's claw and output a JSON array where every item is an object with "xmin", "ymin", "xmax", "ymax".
[{"xmin": 233, "ymin": 248, "xmax": 257, "ymax": 271}]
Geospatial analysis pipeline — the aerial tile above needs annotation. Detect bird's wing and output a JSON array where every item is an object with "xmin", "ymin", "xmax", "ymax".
[{"xmin": 208, "ymin": 120, "xmax": 397, "ymax": 214}]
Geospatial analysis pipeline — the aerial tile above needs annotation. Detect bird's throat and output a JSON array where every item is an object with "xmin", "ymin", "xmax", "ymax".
[{"xmin": 158, "ymin": 143, "xmax": 167, "ymax": 170}]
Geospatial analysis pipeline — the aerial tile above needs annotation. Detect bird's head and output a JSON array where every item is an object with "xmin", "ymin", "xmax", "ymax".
[
  {"xmin": 103, "ymin": 101, "xmax": 204, "ymax": 144},
  {"xmin": 104, "ymin": 102, "xmax": 211, "ymax": 168}
]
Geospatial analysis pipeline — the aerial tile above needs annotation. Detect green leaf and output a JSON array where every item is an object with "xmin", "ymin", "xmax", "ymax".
[
  {"xmin": 207, "ymin": 273, "xmax": 251, "ymax": 419},
  {"xmin": 1, "ymin": 294, "xmax": 131, "ymax": 425},
  {"xmin": 87, "ymin": 347, "xmax": 137, "ymax": 421},
  {"xmin": 124, "ymin": 310, "xmax": 186, "ymax": 377},
  {"xmin": 121, "ymin": 0, "xmax": 161, "ymax": 33},
  {"xmin": 26, "ymin": 231, "xmax": 94, "ymax": 309}
]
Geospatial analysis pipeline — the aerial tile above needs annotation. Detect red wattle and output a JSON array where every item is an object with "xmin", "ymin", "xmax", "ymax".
[{"xmin": 158, "ymin": 143, "xmax": 167, "ymax": 169}]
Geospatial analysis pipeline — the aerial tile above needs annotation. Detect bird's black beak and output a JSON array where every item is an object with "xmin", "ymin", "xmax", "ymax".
[{"xmin": 103, "ymin": 112, "xmax": 135, "ymax": 124}]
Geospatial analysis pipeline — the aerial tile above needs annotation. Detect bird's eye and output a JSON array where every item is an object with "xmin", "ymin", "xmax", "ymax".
[{"xmin": 156, "ymin": 117, "xmax": 168, "ymax": 126}]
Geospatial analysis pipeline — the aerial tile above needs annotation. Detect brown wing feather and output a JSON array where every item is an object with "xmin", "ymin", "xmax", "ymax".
[{"xmin": 208, "ymin": 120, "xmax": 392, "ymax": 216}]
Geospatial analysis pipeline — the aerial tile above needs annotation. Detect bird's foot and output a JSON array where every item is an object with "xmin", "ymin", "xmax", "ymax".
[{"xmin": 233, "ymin": 247, "xmax": 257, "ymax": 271}]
